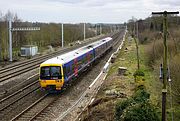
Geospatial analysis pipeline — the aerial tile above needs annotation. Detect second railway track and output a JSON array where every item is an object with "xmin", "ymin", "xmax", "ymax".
[
  {"xmin": 0, "ymin": 80, "xmax": 46, "ymax": 121},
  {"xmin": 0, "ymin": 32, "xmax": 120, "ymax": 83},
  {"xmin": 10, "ymin": 93, "xmax": 57, "ymax": 121}
]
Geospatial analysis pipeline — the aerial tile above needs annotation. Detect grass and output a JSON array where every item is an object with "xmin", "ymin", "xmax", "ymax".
[
  {"xmin": 139, "ymin": 44, "xmax": 162, "ymax": 106},
  {"xmin": 80, "ymin": 34, "xmax": 179, "ymax": 121},
  {"xmin": 80, "ymin": 34, "xmax": 138, "ymax": 120}
]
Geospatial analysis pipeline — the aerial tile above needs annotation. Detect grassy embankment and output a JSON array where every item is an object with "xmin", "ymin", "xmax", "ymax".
[{"xmin": 80, "ymin": 33, "xmax": 163, "ymax": 121}]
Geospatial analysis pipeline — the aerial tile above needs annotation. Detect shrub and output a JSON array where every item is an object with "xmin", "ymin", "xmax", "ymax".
[
  {"xmin": 115, "ymin": 99, "xmax": 132, "ymax": 121},
  {"xmin": 122, "ymin": 102, "xmax": 160, "ymax": 121},
  {"xmin": 133, "ymin": 70, "xmax": 145, "ymax": 83},
  {"xmin": 133, "ymin": 70, "xmax": 145, "ymax": 77},
  {"xmin": 115, "ymin": 88, "xmax": 159, "ymax": 121},
  {"xmin": 132, "ymin": 88, "xmax": 150, "ymax": 103}
]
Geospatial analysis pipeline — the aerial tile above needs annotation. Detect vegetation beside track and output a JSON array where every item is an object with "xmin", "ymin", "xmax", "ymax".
[
  {"xmin": 79, "ymin": 18, "xmax": 180, "ymax": 120},
  {"xmin": 79, "ymin": 33, "xmax": 161, "ymax": 121}
]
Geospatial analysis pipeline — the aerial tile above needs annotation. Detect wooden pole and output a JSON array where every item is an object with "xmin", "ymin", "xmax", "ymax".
[{"xmin": 152, "ymin": 11, "xmax": 179, "ymax": 121}]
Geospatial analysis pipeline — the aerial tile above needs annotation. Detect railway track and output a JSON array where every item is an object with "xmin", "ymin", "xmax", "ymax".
[
  {"xmin": 59, "ymin": 30, "xmax": 126, "ymax": 121},
  {"xmin": 0, "ymin": 80, "xmax": 42, "ymax": 120},
  {"xmin": 10, "ymin": 93, "xmax": 58, "ymax": 121},
  {"xmin": 0, "ymin": 32, "xmax": 119, "ymax": 83},
  {"xmin": 15, "ymin": 31, "xmax": 123, "ymax": 121},
  {"xmin": 0, "ymin": 51, "xmax": 61, "ymax": 74},
  {"xmin": 0, "ymin": 31, "xmax": 123, "ymax": 121}
]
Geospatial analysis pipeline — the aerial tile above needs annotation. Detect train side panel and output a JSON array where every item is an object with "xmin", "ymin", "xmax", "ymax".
[
  {"xmin": 93, "ymin": 38, "xmax": 113, "ymax": 60},
  {"xmin": 63, "ymin": 50, "xmax": 94, "ymax": 83}
]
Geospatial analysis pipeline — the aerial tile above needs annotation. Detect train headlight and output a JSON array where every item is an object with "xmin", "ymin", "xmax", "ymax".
[
  {"xmin": 55, "ymin": 80, "xmax": 58, "ymax": 82},
  {"xmin": 42, "ymin": 80, "xmax": 46, "ymax": 82},
  {"xmin": 55, "ymin": 80, "xmax": 61, "ymax": 82}
]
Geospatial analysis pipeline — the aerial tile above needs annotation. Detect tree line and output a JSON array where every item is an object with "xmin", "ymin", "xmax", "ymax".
[{"xmin": 0, "ymin": 11, "xmax": 120, "ymax": 61}]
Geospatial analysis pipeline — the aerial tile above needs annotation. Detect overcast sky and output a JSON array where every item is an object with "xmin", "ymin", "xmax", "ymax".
[{"xmin": 0, "ymin": 0, "xmax": 179, "ymax": 23}]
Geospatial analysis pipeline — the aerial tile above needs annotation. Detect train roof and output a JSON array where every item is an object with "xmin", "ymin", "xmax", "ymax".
[
  {"xmin": 88, "ymin": 37, "xmax": 112, "ymax": 48},
  {"xmin": 41, "ymin": 47, "xmax": 92, "ymax": 65},
  {"xmin": 41, "ymin": 37, "xmax": 112, "ymax": 66}
]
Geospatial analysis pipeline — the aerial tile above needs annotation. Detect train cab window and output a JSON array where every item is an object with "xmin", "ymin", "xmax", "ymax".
[
  {"xmin": 51, "ymin": 67, "xmax": 60, "ymax": 76},
  {"xmin": 40, "ymin": 66, "xmax": 62, "ymax": 79}
]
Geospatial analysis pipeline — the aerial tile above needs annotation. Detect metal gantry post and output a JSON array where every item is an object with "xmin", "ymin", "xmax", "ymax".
[
  {"xmin": 96, "ymin": 24, "xmax": 98, "ymax": 36},
  {"xmin": 152, "ymin": 11, "xmax": 179, "ymax": 121},
  {"xmin": 9, "ymin": 20, "xmax": 12, "ymax": 62},
  {"xmin": 61, "ymin": 23, "xmax": 64, "ymax": 48},
  {"xmin": 100, "ymin": 24, "xmax": 102, "ymax": 35},
  {"xmin": 84, "ymin": 23, "xmax": 86, "ymax": 41},
  {"xmin": 0, "ymin": 33, "xmax": 1, "ymax": 61},
  {"xmin": 8, "ymin": 20, "xmax": 40, "ymax": 61}
]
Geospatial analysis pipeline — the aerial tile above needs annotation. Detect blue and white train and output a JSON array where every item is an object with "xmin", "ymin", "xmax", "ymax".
[{"xmin": 39, "ymin": 37, "xmax": 113, "ymax": 90}]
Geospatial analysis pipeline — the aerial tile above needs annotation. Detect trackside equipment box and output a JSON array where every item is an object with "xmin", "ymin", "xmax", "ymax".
[{"xmin": 21, "ymin": 45, "xmax": 38, "ymax": 57}]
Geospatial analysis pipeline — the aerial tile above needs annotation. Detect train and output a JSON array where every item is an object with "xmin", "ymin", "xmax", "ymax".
[{"xmin": 39, "ymin": 37, "xmax": 113, "ymax": 90}]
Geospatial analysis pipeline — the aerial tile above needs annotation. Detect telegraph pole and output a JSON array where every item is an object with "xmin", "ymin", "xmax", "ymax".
[
  {"xmin": 133, "ymin": 18, "xmax": 140, "ymax": 70},
  {"xmin": 136, "ymin": 21, "xmax": 139, "ymax": 40},
  {"xmin": 136, "ymin": 21, "xmax": 140, "ymax": 70},
  {"xmin": 152, "ymin": 11, "xmax": 179, "ymax": 121}
]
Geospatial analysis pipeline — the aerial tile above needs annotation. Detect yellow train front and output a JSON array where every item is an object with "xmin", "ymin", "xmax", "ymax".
[{"xmin": 39, "ymin": 63, "xmax": 64, "ymax": 90}]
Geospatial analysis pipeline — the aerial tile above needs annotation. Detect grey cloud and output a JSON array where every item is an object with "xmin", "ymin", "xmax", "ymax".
[
  {"xmin": 45, "ymin": 0, "xmax": 141, "ymax": 7},
  {"xmin": 81, "ymin": 0, "xmax": 141, "ymax": 7},
  {"xmin": 45, "ymin": 0, "xmax": 86, "ymax": 4},
  {"xmin": 155, "ymin": 0, "xmax": 180, "ymax": 7}
]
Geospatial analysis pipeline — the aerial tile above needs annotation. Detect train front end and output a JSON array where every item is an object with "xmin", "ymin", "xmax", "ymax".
[{"xmin": 39, "ymin": 64, "xmax": 64, "ymax": 90}]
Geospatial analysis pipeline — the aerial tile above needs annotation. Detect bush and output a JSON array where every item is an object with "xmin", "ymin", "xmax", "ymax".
[
  {"xmin": 133, "ymin": 70, "xmax": 145, "ymax": 83},
  {"xmin": 133, "ymin": 70, "xmax": 145, "ymax": 77},
  {"xmin": 115, "ymin": 99, "xmax": 132, "ymax": 121},
  {"xmin": 115, "ymin": 88, "xmax": 159, "ymax": 121},
  {"xmin": 122, "ymin": 102, "xmax": 160, "ymax": 121},
  {"xmin": 132, "ymin": 88, "xmax": 150, "ymax": 103}
]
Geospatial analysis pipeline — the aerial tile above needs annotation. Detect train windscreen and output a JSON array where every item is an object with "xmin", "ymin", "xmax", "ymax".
[{"xmin": 40, "ymin": 66, "xmax": 62, "ymax": 79}]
